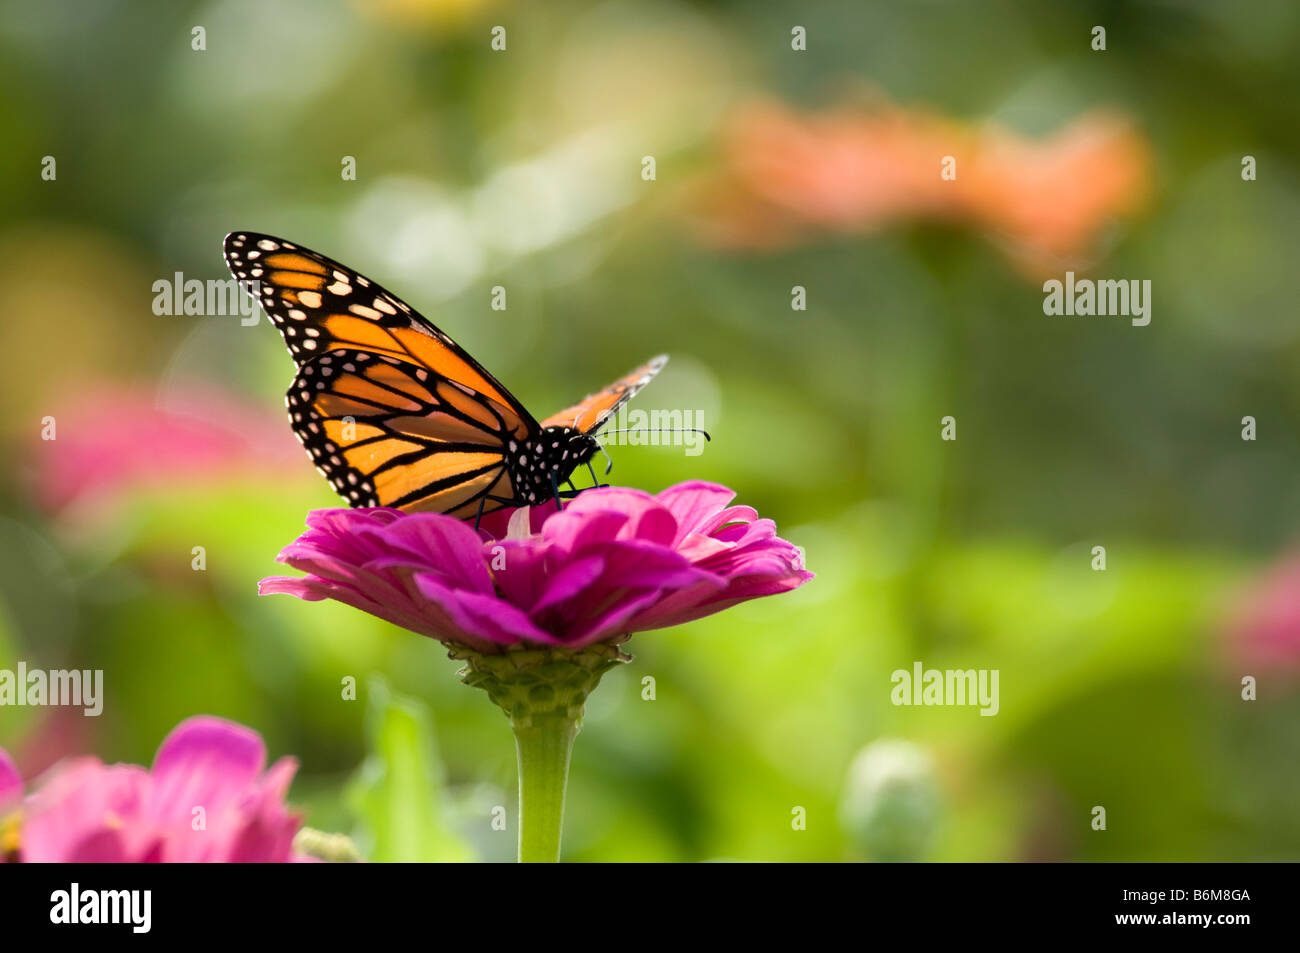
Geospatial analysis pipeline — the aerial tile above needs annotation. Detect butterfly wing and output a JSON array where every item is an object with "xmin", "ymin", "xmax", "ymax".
[
  {"xmin": 288, "ymin": 348, "xmax": 520, "ymax": 516},
  {"xmin": 224, "ymin": 231, "xmax": 540, "ymax": 515},
  {"xmin": 224, "ymin": 231, "xmax": 538, "ymax": 439},
  {"xmin": 539, "ymin": 355, "xmax": 668, "ymax": 434}
]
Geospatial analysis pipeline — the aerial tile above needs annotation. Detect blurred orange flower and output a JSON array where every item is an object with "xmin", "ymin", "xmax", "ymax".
[{"xmin": 690, "ymin": 97, "xmax": 1153, "ymax": 277}]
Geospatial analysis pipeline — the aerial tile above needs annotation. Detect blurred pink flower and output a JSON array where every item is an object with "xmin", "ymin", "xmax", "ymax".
[
  {"xmin": 261, "ymin": 481, "xmax": 812, "ymax": 653},
  {"xmin": 26, "ymin": 384, "xmax": 303, "ymax": 513},
  {"xmin": 0, "ymin": 749, "xmax": 19, "ymax": 811},
  {"xmin": 691, "ymin": 96, "xmax": 1152, "ymax": 277},
  {"xmin": 1224, "ymin": 554, "xmax": 1300, "ymax": 681},
  {"xmin": 1, "ymin": 716, "xmax": 307, "ymax": 862}
]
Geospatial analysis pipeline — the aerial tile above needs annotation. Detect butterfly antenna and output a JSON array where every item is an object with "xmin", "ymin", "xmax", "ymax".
[{"xmin": 593, "ymin": 427, "xmax": 712, "ymax": 442}]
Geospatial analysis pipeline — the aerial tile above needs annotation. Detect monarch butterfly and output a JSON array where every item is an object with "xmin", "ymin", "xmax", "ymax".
[{"xmin": 223, "ymin": 232, "xmax": 674, "ymax": 523}]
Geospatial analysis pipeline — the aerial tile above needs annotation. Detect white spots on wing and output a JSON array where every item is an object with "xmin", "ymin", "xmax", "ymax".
[
  {"xmin": 348, "ymin": 303, "xmax": 382, "ymax": 320},
  {"xmin": 373, "ymin": 297, "xmax": 396, "ymax": 315},
  {"xmin": 298, "ymin": 291, "xmax": 323, "ymax": 308},
  {"xmin": 257, "ymin": 239, "xmax": 278, "ymax": 251},
  {"xmin": 288, "ymin": 309, "xmax": 306, "ymax": 320},
  {"xmin": 327, "ymin": 281, "xmax": 351, "ymax": 296}
]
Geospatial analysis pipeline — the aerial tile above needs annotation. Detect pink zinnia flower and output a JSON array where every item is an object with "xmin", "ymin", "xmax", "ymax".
[
  {"xmin": 261, "ymin": 480, "xmax": 808, "ymax": 862},
  {"xmin": 1, "ymin": 716, "xmax": 306, "ymax": 862},
  {"xmin": 260, "ymin": 481, "xmax": 812, "ymax": 653}
]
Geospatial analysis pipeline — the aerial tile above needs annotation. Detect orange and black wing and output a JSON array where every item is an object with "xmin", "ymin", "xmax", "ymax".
[
  {"xmin": 287, "ymin": 348, "xmax": 521, "ymax": 516},
  {"xmin": 539, "ymin": 355, "xmax": 668, "ymax": 434},
  {"xmin": 224, "ymin": 231, "xmax": 538, "ymax": 439},
  {"xmin": 224, "ymin": 232, "xmax": 538, "ymax": 514}
]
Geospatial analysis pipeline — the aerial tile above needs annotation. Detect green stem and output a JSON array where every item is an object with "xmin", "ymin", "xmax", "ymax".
[
  {"xmin": 514, "ymin": 717, "xmax": 579, "ymax": 863},
  {"xmin": 446, "ymin": 641, "xmax": 631, "ymax": 863}
]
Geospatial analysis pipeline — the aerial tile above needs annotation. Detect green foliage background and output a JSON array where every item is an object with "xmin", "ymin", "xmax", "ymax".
[{"xmin": 0, "ymin": 0, "xmax": 1297, "ymax": 861}]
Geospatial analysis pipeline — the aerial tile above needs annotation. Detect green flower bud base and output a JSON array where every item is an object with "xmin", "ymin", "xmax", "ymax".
[{"xmin": 448, "ymin": 642, "xmax": 631, "ymax": 862}]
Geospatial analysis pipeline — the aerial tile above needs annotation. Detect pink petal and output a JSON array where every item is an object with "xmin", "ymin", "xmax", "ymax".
[
  {"xmin": 0, "ymin": 747, "xmax": 20, "ymax": 808},
  {"xmin": 413, "ymin": 572, "xmax": 560, "ymax": 645},
  {"xmin": 64, "ymin": 828, "xmax": 133, "ymax": 863},
  {"xmin": 541, "ymin": 508, "xmax": 632, "ymax": 554},
  {"xmin": 656, "ymin": 482, "xmax": 737, "ymax": 542},
  {"xmin": 530, "ymin": 555, "xmax": 608, "ymax": 616},
  {"xmin": 150, "ymin": 716, "xmax": 267, "ymax": 822},
  {"xmin": 20, "ymin": 760, "xmax": 151, "ymax": 863},
  {"xmin": 369, "ymin": 514, "xmax": 494, "ymax": 593}
]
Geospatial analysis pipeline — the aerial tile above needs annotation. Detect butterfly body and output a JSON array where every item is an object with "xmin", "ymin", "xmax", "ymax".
[
  {"xmin": 506, "ymin": 426, "xmax": 600, "ymax": 505},
  {"xmin": 224, "ymin": 232, "xmax": 663, "ymax": 519}
]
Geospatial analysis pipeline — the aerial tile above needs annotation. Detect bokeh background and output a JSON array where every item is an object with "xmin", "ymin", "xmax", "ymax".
[{"xmin": 2, "ymin": 0, "xmax": 1299, "ymax": 861}]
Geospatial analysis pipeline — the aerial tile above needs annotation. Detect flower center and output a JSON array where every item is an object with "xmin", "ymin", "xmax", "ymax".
[{"xmin": 1, "ymin": 811, "xmax": 21, "ymax": 862}]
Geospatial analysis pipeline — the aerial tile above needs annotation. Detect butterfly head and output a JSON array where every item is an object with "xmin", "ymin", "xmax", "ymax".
[
  {"xmin": 506, "ymin": 426, "xmax": 600, "ymax": 504},
  {"xmin": 540, "ymin": 425, "xmax": 600, "ymax": 471}
]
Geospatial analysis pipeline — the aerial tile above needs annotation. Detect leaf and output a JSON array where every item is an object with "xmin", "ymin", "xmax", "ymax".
[{"xmin": 345, "ymin": 677, "xmax": 474, "ymax": 862}]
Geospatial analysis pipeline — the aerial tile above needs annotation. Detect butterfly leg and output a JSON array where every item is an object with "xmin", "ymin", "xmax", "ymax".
[
  {"xmin": 474, "ymin": 495, "xmax": 487, "ymax": 533},
  {"xmin": 549, "ymin": 473, "xmax": 564, "ymax": 512},
  {"xmin": 583, "ymin": 462, "xmax": 610, "ymax": 491}
]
